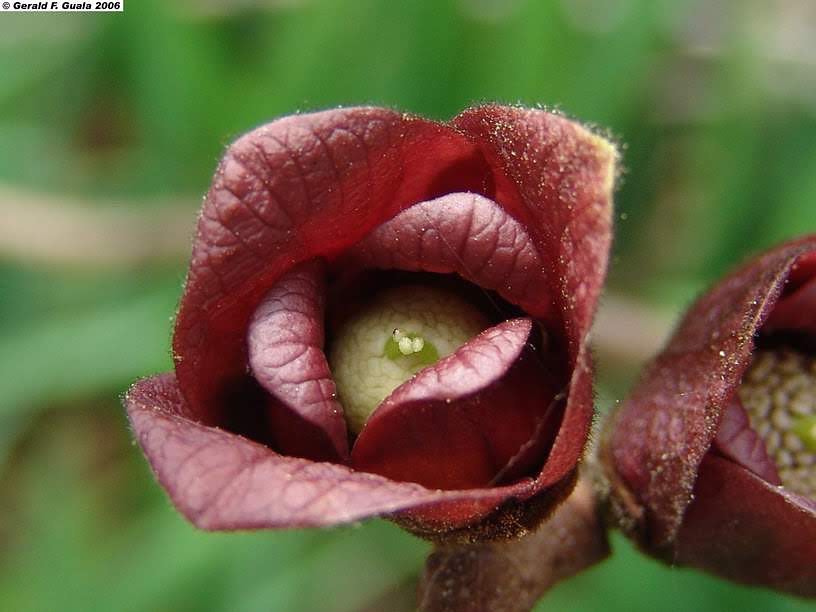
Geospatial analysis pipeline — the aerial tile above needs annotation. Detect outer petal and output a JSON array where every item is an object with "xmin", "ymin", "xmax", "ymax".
[
  {"xmin": 126, "ymin": 373, "xmax": 548, "ymax": 531},
  {"xmin": 602, "ymin": 235, "xmax": 816, "ymax": 594},
  {"xmin": 451, "ymin": 106, "xmax": 616, "ymax": 354},
  {"xmin": 452, "ymin": 106, "xmax": 617, "ymax": 498},
  {"xmin": 173, "ymin": 107, "xmax": 493, "ymax": 426},
  {"xmin": 677, "ymin": 454, "xmax": 816, "ymax": 597}
]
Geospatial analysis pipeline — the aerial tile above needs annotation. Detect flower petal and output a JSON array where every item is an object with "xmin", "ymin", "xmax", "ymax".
[
  {"xmin": 764, "ymin": 251, "xmax": 816, "ymax": 335},
  {"xmin": 126, "ymin": 372, "xmax": 543, "ymax": 531},
  {"xmin": 342, "ymin": 192, "xmax": 552, "ymax": 319},
  {"xmin": 712, "ymin": 397, "xmax": 781, "ymax": 485},
  {"xmin": 676, "ymin": 454, "xmax": 816, "ymax": 597},
  {"xmin": 451, "ymin": 105, "xmax": 617, "ymax": 356},
  {"xmin": 352, "ymin": 319, "xmax": 563, "ymax": 490},
  {"xmin": 247, "ymin": 259, "xmax": 349, "ymax": 462},
  {"xmin": 452, "ymin": 106, "xmax": 617, "ymax": 497},
  {"xmin": 174, "ymin": 108, "xmax": 492, "ymax": 426}
]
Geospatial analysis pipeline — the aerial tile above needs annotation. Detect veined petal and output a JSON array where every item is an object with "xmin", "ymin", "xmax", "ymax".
[
  {"xmin": 352, "ymin": 319, "xmax": 562, "ymax": 490},
  {"xmin": 126, "ymin": 373, "xmax": 545, "ymax": 532},
  {"xmin": 174, "ymin": 108, "xmax": 491, "ymax": 426},
  {"xmin": 247, "ymin": 259, "xmax": 349, "ymax": 462},
  {"xmin": 343, "ymin": 192, "xmax": 552, "ymax": 319}
]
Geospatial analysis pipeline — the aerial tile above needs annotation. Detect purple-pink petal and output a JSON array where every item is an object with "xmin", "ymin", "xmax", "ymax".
[
  {"xmin": 712, "ymin": 398, "xmax": 780, "ymax": 485},
  {"xmin": 352, "ymin": 319, "xmax": 562, "ymax": 490},
  {"xmin": 343, "ymin": 192, "xmax": 552, "ymax": 319},
  {"xmin": 247, "ymin": 260, "xmax": 348, "ymax": 462}
]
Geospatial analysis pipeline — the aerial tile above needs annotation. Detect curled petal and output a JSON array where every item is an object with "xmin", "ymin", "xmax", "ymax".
[
  {"xmin": 344, "ymin": 192, "xmax": 552, "ymax": 319},
  {"xmin": 247, "ymin": 260, "xmax": 349, "ymax": 462},
  {"xmin": 453, "ymin": 106, "xmax": 617, "ymax": 496},
  {"xmin": 604, "ymin": 236, "xmax": 816, "ymax": 547},
  {"xmin": 126, "ymin": 373, "xmax": 549, "ymax": 531},
  {"xmin": 712, "ymin": 398, "xmax": 780, "ymax": 485},
  {"xmin": 352, "ymin": 319, "xmax": 562, "ymax": 490}
]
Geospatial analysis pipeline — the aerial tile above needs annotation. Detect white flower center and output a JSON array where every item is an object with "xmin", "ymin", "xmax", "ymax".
[{"xmin": 328, "ymin": 284, "xmax": 489, "ymax": 434}]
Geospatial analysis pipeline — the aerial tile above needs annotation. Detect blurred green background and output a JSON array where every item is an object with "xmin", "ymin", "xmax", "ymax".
[{"xmin": 1, "ymin": 0, "xmax": 815, "ymax": 610}]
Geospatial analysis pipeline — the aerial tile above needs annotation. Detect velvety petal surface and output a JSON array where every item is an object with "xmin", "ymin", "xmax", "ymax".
[
  {"xmin": 173, "ymin": 107, "xmax": 493, "ymax": 426},
  {"xmin": 452, "ymin": 106, "xmax": 617, "ymax": 498},
  {"xmin": 342, "ymin": 192, "xmax": 552, "ymax": 319},
  {"xmin": 126, "ymin": 373, "xmax": 550, "ymax": 531},
  {"xmin": 604, "ymin": 236, "xmax": 816, "ymax": 549},
  {"xmin": 247, "ymin": 259, "xmax": 348, "ymax": 462},
  {"xmin": 352, "ymin": 319, "xmax": 562, "ymax": 490},
  {"xmin": 676, "ymin": 454, "xmax": 816, "ymax": 597}
]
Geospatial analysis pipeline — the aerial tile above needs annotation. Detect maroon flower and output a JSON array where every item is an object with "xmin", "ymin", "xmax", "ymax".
[
  {"xmin": 125, "ymin": 105, "xmax": 616, "ymax": 540},
  {"xmin": 602, "ymin": 236, "xmax": 816, "ymax": 597}
]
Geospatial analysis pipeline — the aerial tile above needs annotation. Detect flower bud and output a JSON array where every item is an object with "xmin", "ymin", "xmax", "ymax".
[{"xmin": 602, "ymin": 236, "xmax": 816, "ymax": 597}]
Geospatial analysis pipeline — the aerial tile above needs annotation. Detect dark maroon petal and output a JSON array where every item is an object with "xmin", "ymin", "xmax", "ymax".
[
  {"xmin": 126, "ymin": 373, "xmax": 544, "ymax": 530},
  {"xmin": 452, "ymin": 106, "xmax": 616, "ymax": 498},
  {"xmin": 150, "ymin": 106, "xmax": 617, "ymax": 534},
  {"xmin": 173, "ymin": 108, "xmax": 492, "ymax": 426},
  {"xmin": 604, "ymin": 235, "xmax": 816, "ymax": 548},
  {"xmin": 352, "ymin": 319, "xmax": 562, "ymax": 490},
  {"xmin": 247, "ymin": 259, "xmax": 348, "ymax": 462},
  {"xmin": 418, "ymin": 479, "xmax": 609, "ymax": 612},
  {"xmin": 712, "ymin": 397, "xmax": 780, "ymax": 485},
  {"xmin": 764, "ymin": 251, "xmax": 816, "ymax": 335},
  {"xmin": 676, "ymin": 454, "xmax": 816, "ymax": 597},
  {"xmin": 343, "ymin": 192, "xmax": 552, "ymax": 319},
  {"xmin": 452, "ymin": 106, "xmax": 616, "ymax": 355}
]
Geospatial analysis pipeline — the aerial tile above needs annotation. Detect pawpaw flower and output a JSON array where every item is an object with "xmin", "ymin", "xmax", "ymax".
[
  {"xmin": 124, "ymin": 106, "xmax": 616, "ymax": 541},
  {"xmin": 602, "ymin": 236, "xmax": 816, "ymax": 597}
]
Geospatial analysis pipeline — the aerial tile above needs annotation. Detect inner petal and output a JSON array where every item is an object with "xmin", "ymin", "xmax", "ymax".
[
  {"xmin": 340, "ymin": 192, "xmax": 553, "ymax": 321},
  {"xmin": 247, "ymin": 261, "xmax": 349, "ymax": 461},
  {"xmin": 737, "ymin": 347, "xmax": 816, "ymax": 498},
  {"xmin": 351, "ymin": 318, "xmax": 561, "ymax": 490}
]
